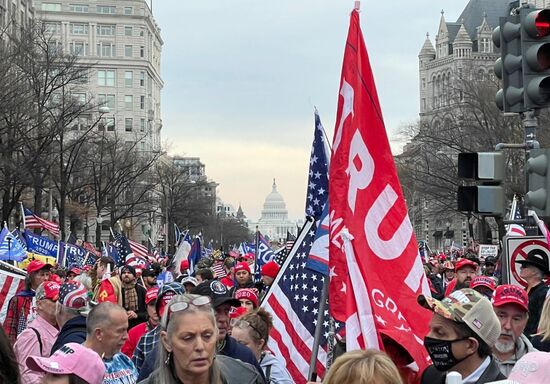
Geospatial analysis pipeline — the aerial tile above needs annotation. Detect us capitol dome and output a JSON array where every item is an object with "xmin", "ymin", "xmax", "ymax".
[{"xmin": 250, "ymin": 179, "xmax": 298, "ymax": 242}]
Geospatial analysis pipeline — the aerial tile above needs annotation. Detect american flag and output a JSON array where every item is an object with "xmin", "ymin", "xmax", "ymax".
[
  {"xmin": 261, "ymin": 110, "xmax": 334, "ymax": 383},
  {"xmin": 212, "ymin": 261, "xmax": 226, "ymax": 278},
  {"xmin": 0, "ymin": 262, "xmax": 26, "ymax": 325},
  {"xmin": 22, "ymin": 206, "xmax": 60, "ymax": 238},
  {"xmin": 113, "ymin": 232, "xmax": 134, "ymax": 266},
  {"xmin": 128, "ymin": 238, "xmax": 149, "ymax": 258},
  {"xmin": 507, "ymin": 195, "xmax": 526, "ymax": 236}
]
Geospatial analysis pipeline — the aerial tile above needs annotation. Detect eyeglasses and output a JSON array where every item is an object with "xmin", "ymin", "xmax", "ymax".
[
  {"xmin": 165, "ymin": 296, "xmax": 212, "ymax": 325},
  {"xmin": 231, "ymin": 319, "xmax": 262, "ymax": 339}
]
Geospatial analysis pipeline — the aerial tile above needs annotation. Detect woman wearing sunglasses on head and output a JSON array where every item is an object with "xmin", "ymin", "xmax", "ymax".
[
  {"xmin": 231, "ymin": 309, "xmax": 293, "ymax": 384},
  {"xmin": 137, "ymin": 294, "xmax": 264, "ymax": 384}
]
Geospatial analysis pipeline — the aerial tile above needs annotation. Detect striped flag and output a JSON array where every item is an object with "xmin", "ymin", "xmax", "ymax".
[
  {"xmin": 212, "ymin": 261, "xmax": 226, "ymax": 278},
  {"xmin": 0, "ymin": 262, "xmax": 26, "ymax": 325},
  {"xmin": 22, "ymin": 205, "xmax": 60, "ymax": 238},
  {"xmin": 507, "ymin": 195, "xmax": 526, "ymax": 236},
  {"xmin": 128, "ymin": 238, "xmax": 149, "ymax": 258}
]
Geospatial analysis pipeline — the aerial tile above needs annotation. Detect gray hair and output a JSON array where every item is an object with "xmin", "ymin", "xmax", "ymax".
[
  {"xmin": 157, "ymin": 294, "xmax": 222, "ymax": 384},
  {"xmin": 73, "ymin": 274, "xmax": 92, "ymax": 291}
]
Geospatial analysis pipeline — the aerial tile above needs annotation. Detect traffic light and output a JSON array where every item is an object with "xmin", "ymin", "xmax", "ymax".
[
  {"xmin": 525, "ymin": 148, "xmax": 550, "ymax": 216},
  {"xmin": 457, "ymin": 152, "xmax": 505, "ymax": 215},
  {"xmin": 493, "ymin": 13, "xmax": 524, "ymax": 112},
  {"xmin": 520, "ymin": 8, "xmax": 550, "ymax": 109}
]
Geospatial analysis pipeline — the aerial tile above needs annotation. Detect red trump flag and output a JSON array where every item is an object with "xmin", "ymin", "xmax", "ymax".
[{"xmin": 329, "ymin": 8, "xmax": 432, "ymax": 375}]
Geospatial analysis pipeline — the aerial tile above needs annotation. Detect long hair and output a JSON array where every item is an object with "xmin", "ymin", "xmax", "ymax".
[
  {"xmin": 157, "ymin": 294, "xmax": 222, "ymax": 384},
  {"xmin": 323, "ymin": 349, "xmax": 403, "ymax": 384},
  {"xmin": 237, "ymin": 308, "xmax": 273, "ymax": 350},
  {"xmin": 536, "ymin": 296, "xmax": 550, "ymax": 341},
  {"xmin": 0, "ymin": 327, "xmax": 20, "ymax": 384}
]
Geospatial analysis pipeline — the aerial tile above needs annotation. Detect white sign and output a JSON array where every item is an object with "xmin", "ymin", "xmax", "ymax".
[
  {"xmin": 478, "ymin": 244, "xmax": 498, "ymax": 259},
  {"xmin": 504, "ymin": 236, "xmax": 549, "ymax": 288}
]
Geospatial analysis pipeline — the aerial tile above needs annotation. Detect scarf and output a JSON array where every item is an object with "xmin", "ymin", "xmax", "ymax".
[{"xmin": 122, "ymin": 281, "xmax": 138, "ymax": 311}]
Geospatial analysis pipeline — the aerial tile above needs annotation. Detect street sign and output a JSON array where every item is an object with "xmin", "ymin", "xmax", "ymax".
[
  {"xmin": 503, "ymin": 235, "xmax": 549, "ymax": 287},
  {"xmin": 478, "ymin": 244, "xmax": 499, "ymax": 260}
]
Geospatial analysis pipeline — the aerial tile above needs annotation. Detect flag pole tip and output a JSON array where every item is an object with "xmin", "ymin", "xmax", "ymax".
[{"xmin": 354, "ymin": 1, "xmax": 360, "ymax": 11}]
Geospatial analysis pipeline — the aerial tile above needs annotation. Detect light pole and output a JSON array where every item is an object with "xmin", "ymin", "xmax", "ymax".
[{"xmin": 95, "ymin": 215, "xmax": 104, "ymax": 248}]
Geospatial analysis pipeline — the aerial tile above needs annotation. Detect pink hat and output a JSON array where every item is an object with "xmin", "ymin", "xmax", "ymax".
[
  {"xmin": 234, "ymin": 261, "xmax": 251, "ymax": 275},
  {"xmin": 507, "ymin": 351, "xmax": 550, "ymax": 384},
  {"xmin": 26, "ymin": 343, "xmax": 106, "ymax": 384},
  {"xmin": 235, "ymin": 288, "xmax": 259, "ymax": 308},
  {"xmin": 493, "ymin": 284, "xmax": 529, "ymax": 312}
]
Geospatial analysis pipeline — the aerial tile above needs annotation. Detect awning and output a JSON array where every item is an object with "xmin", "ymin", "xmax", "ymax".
[{"xmin": 432, "ymin": 230, "xmax": 443, "ymax": 237}]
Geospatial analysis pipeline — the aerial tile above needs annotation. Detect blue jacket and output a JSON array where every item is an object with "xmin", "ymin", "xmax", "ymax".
[
  {"xmin": 50, "ymin": 315, "xmax": 87, "ymax": 355},
  {"xmin": 137, "ymin": 335, "xmax": 266, "ymax": 383}
]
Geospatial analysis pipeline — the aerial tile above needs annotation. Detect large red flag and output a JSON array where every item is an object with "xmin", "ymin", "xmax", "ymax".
[{"xmin": 329, "ymin": 8, "xmax": 432, "ymax": 376}]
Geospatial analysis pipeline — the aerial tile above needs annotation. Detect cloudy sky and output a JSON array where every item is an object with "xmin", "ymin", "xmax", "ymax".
[{"xmin": 153, "ymin": 1, "xmax": 467, "ymax": 221}]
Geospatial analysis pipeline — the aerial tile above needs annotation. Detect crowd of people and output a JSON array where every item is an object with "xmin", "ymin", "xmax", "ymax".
[{"xmin": 2, "ymin": 245, "xmax": 550, "ymax": 384}]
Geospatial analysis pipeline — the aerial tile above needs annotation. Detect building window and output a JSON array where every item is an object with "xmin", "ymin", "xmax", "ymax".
[
  {"xmin": 140, "ymin": 142, "xmax": 145, "ymax": 151},
  {"xmin": 69, "ymin": 4, "xmax": 89, "ymax": 12},
  {"xmin": 97, "ymin": 5, "xmax": 115, "ymax": 14},
  {"xmin": 73, "ymin": 93, "xmax": 86, "ymax": 104},
  {"xmin": 139, "ymin": 28, "xmax": 144, "ymax": 37},
  {"xmin": 140, "ymin": 95, "xmax": 145, "ymax": 109},
  {"xmin": 41, "ymin": 3, "xmax": 61, "ymax": 11},
  {"xmin": 106, "ymin": 117, "xmax": 115, "ymax": 131},
  {"xmin": 124, "ymin": 71, "xmax": 133, "ymax": 87},
  {"xmin": 124, "ymin": 6, "xmax": 132, "ymax": 15},
  {"xmin": 124, "ymin": 95, "xmax": 133, "ymax": 109},
  {"xmin": 98, "ymin": 94, "xmax": 115, "ymax": 109},
  {"xmin": 140, "ymin": 71, "xmax": 145, "ymax": 86},
  {"xmin": 140, "ymin": 118, "xmax": 145, "ymax": 132},
  {"xmin": 44, "ymin": 22, "xmax": 60, "ymax": 34},
  {"xmin": 97, "ymin": 43, "xmax": 115, "ymax": 57},
  {"xmin": 47, "ymin": 41, "xmax": 62, "ymax": 54},
  {"xmin": 70, "ymin": 23, "xmax": 88, "ymax": 35},
  {"xmin": 125, "ymin": 118, "xmax": 133, "ymax": 132},
  {"xmin": 70, "ymin": 42, "xmax": 87, "ymax": 56},
  {"xmin": 140, "ymin": 46, "xmax": 144, "ymax": 58},
  {"xmin": 97, "ymin": 70, "xmax": 115, "ymax": 86},
  {"xmin": 97, "ymin": 24, "xmax": 115, "ymax": 36},
  {"xmin": 124, "ymin": 26, "xmax": 132, "ymax": 36},
  {"xmin": 124, "ymin": 45, "xmax": 132, "ymax": 57},
  {"xmin": 421, "ymin": 98, "xmax": 426, "ymax": 110},
  {"xmin": 481, "ymin": 37, "xmax": 491, "ymax": 53}
]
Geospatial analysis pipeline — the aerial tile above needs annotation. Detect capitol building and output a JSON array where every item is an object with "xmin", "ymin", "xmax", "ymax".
[{"xmin": 248, "ymin": 180, "xmax": 299, "ymax": 243}]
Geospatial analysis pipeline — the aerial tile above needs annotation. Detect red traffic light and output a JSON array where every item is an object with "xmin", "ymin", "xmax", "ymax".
[{"xmin": 525, "ymin": 9, "xmax": 550, "ymax": 38}]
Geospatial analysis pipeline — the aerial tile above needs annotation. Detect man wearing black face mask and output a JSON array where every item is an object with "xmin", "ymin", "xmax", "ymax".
[{"xmin": 418, "ymin": 288, "xmax": 504, "ymax": 384}]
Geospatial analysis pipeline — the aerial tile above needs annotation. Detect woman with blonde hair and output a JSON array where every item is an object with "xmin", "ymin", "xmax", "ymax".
[
  {"xmin": 137, "ymin": 294, "xmax": 263, "ymax": 384},
  {"xmin": 532, "ymin": 296, "xmax": 550, "ymax": 352},
  {"xmin": 323, "ymin": 349, "xmax": 404, "ymax": 384}
]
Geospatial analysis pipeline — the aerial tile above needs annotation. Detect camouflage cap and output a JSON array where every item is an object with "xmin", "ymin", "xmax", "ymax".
[{"xmin": 418, "ymin": 288, "xmax": 501, "ymax": 347}]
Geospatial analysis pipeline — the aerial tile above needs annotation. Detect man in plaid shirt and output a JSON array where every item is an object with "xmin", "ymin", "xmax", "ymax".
[
  {"xmin": 3, "ymin": 260, "xmax": 51, "ymax": 344},
  {"xmin": 132, "ymin": 282, "xmax": 183, "ymax": 373}
]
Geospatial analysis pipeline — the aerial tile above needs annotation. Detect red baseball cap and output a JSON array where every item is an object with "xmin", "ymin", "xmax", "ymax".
[
  {"xmin": 69, "ymin": 267, "xmax": 81, "ymax": 275},
  {"xmin": 145, "ymin": 287, "xmax": 159, "ymax": 305},
  {"xmin": 470, "ymin": 276, "xmax": 496, "ymax": 291},
  {"xmin": 36, "ymin": 281, "xmax": 60, "ymax": 301},
  {"xmin": 26, "ymin": 260, "xmax": 52, "ymax": 274},
  {"xmin": 180, "ymin": 259, "xmax": 189, "ymax": 272},
  {"xmin": 493, "ymin": 284, "xmax": 529, "ymax": 311},
  {"xmin": 455, "ymin": 258, "xmax": 478, "ymax": 272},
  {"xmin": 234, "ymin": 261, "xmax": 251, "ymax": 274}
]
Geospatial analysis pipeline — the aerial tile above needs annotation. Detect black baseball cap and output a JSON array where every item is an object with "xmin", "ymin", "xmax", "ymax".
[{"xmin": 191, "ymin": 280, "xmax": 240, "ymax": 308}]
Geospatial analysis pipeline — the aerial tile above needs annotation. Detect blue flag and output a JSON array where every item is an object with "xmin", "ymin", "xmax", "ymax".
[
  {"xmin": 24, "ymin": 230, "xmax": 59, "ymax": 258},
  {"xmin": 188, "ymin": 238, "xmax": 202, "ymax": 275},
  {"xmin": 304, "ymin": 110, "xmax": 330, "ymax": 276},
  {"xmin": 174, "ymin": 224, "xmax": 182, "ymax": 246},
  {"xmin": 102, "ymin": 242, "xmax": 121, "ymax": 266},
  {"xmin": 113, "ymin": 232, "xmax": 134, "ymax": 266},
  {"xmin": 0, "ymin": 227, "xmax": 27, "ymax": 262},
  {"xmin": 255, "ymin": 233, "xmax": 275, "ymax": 280},
  {"xmin": 58, "ymin": 242, "xmax": 88, "ymax": 268}
]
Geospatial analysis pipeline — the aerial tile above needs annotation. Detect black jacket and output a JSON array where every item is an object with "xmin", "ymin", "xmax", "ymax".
[
  {"xmin": 122, "ymin": 283, "xmax": 148, "ymax": 330},
  {"xmin": 50, "ymin": 315, "xmax": 87, "ymax": 355},
  {"xmin": 420, "ymin": 358, "xmax": 505, "ymax": 384},
  {"xmin": 525, "ymin": 282, "xmax": 549, "ymax": 338},
  {"xmin": 531, "ymin": 334, "xmax": 550, "ymax": 352}
]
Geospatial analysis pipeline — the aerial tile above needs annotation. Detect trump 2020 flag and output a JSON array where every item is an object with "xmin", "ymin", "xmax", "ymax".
[
  {"xmin": 328, "ymin": 8, "xmax": 431, "ymax": 374},
  {"xmin": 0, "ymin": 228, "xmax": 27, "ymax": 262}
]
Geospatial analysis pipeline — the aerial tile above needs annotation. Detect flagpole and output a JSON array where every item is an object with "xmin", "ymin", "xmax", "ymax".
[
  {"xmin": 308, "ymin": 274, "xmax": 329, "ymax": 381},
  {"xmin": 254, "ymin": 226, "xmax": 259, "ymax": 281}
]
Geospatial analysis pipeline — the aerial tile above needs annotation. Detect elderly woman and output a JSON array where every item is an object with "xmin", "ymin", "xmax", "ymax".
[
  {"xmin": 231, "ymin": 308, "xmax": 293, "ymax": 383},
  {"xmin": 138, "ymin": 294, "xmax": 263, "ymax": 384}
]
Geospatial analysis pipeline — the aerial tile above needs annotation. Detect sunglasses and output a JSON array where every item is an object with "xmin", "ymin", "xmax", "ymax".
[
  {"xmin": 165, "ymin": 296, "xmax": 212, "ymax": 325},
  {"xmin": 231, "ymin": 319, "xmax": 262, "ymax": 339}
]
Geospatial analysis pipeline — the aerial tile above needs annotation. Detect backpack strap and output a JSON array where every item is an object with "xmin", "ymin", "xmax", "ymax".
[
  {"xmin": 28, "ymin": 327, "xmax": 42, "ymax": 356},
  {"xmin": 265, "ymin": 364, "xmax": 272, "ymax": 383}
]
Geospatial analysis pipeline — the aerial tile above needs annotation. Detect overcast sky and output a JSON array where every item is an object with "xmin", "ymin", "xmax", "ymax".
[{"xmin": 153, "ymin": 1, "xmax": 468, "ymax": 221}]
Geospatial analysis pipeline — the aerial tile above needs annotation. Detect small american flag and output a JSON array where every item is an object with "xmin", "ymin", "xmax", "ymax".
[
  {"xmin": 0, "ymin": 263, "xmax": 25, "ymax": 325},
  {"xmin": 22, "ymin": 205, "xmax": 60, "ymax": 238},
  {"xmin": 507, "ymin": 195, "xmax": 526, "ymax": 236}
]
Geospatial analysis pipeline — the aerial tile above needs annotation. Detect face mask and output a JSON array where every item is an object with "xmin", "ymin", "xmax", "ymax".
[{"xmin": 424, "ymin": 336, "xmax": 470, "ymax": 371}]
